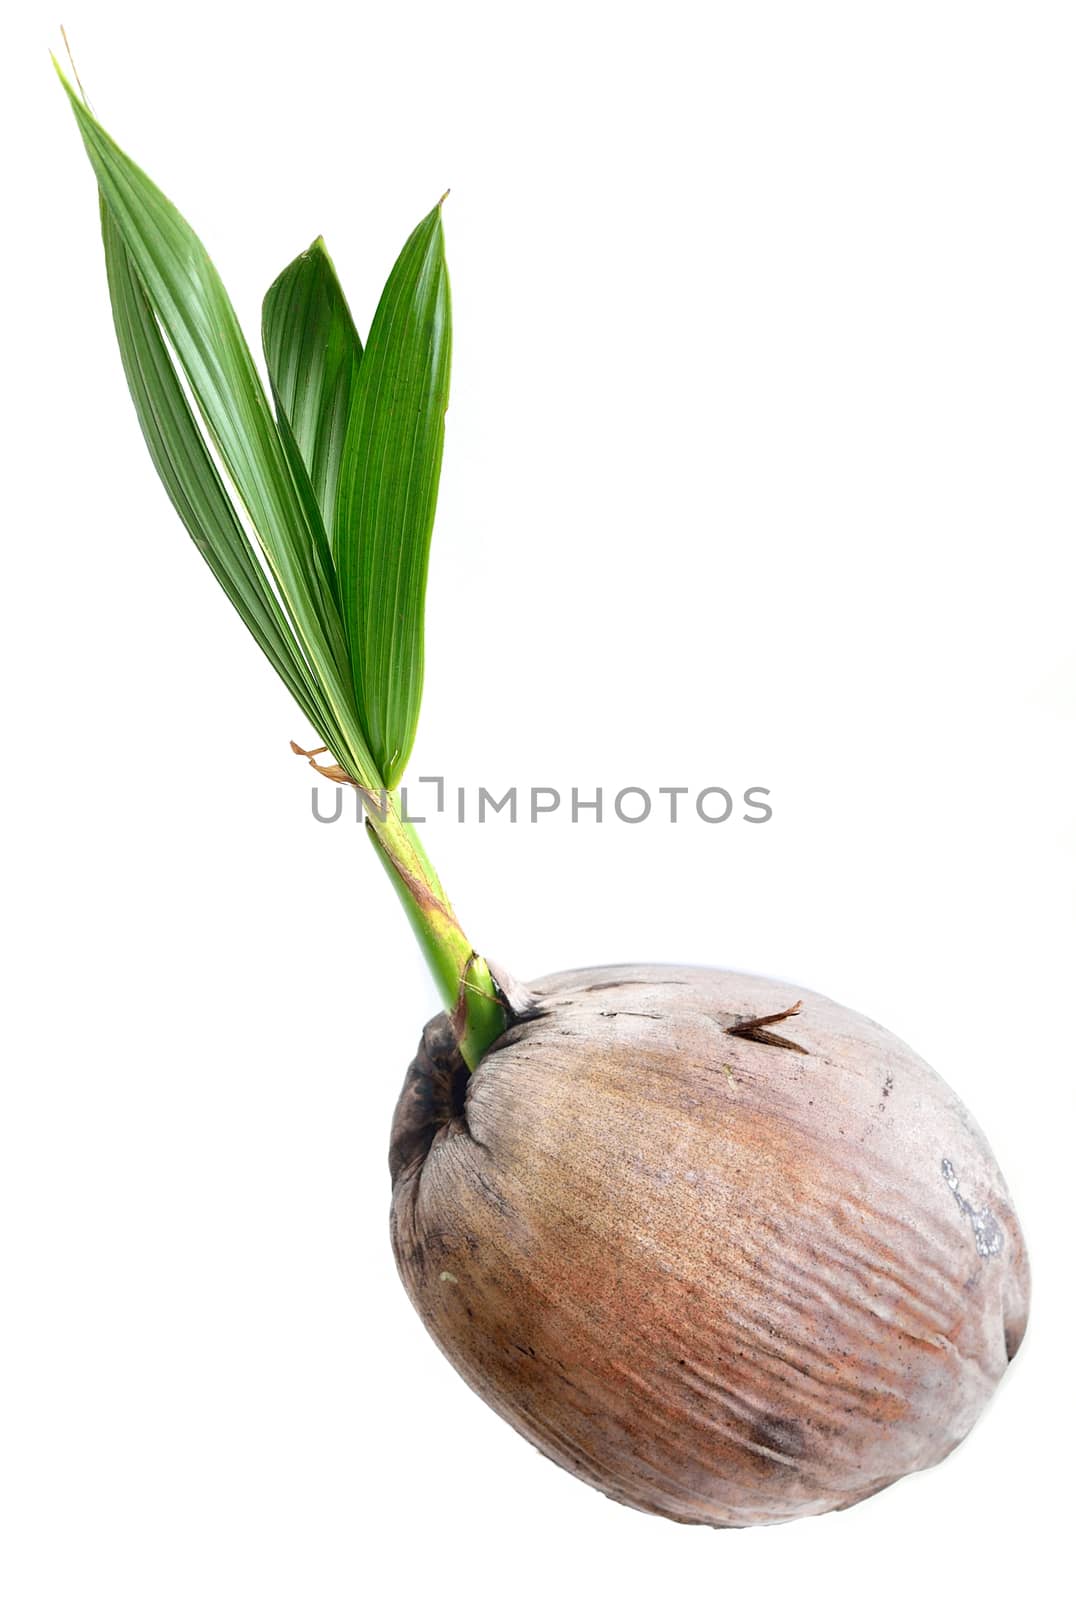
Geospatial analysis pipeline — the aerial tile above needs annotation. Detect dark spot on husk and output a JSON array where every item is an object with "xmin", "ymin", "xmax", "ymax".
[
  {"xmin": 748, "ymin": 1414, "xmax": 807, "ymax": 1469},
  {"xmin": 388, "ymin": 1014, "xmax": 469, "ymax": 1184}
]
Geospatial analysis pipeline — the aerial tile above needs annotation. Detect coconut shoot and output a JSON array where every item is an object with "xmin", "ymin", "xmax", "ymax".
[{"xmin": 60, "ymin": 67, "xmax": 1028, "ymax": 1528}]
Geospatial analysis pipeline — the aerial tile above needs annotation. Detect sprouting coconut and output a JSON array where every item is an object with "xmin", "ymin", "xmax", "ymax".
[
  {"xmin": 391, "ymin": 969, "xmax": 1027, "ymax": 1525},
  {"xmin": 59, "ymin": 64, "xmax": 1028, "ymax": 1528}
]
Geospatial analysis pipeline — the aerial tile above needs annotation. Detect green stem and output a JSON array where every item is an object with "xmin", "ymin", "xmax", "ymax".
[{"xmin": 364, "ymin": 791, "xmax": 506, "ymax": 1069}]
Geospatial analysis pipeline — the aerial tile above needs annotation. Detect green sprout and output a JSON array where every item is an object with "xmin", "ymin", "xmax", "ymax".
[{"xmin": 57, "ymin": 64, "xmax": 505, "ymax": 1069}]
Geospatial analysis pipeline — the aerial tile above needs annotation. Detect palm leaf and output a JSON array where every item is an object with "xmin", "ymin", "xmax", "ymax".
[
  {"xmin": 101, "ymin": 201, "xmax": 340, "ymax": 744},
  {"xmin": 334, "ymin": 204, "xmax": 451, "ymax": 788},
  {"xmin": 262, "ymin": 237, "xmax": 363, "ymax": 554},
  {"xmin": 57, "ymin": 67, "xmax": 379, "ymax": 789}
]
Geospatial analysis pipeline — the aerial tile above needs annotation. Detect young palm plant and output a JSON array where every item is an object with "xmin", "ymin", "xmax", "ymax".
[
  {"xmin": 58, "ymin": 66, "xmax": 504, "ymax": 1070},
  {"xmin": 60, "ymin": 67, "xmax": 1029, "ymax": 1529}
]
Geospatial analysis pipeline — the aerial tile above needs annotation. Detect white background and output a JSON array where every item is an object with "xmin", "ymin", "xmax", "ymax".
[{"xmin": 3, "ymin": 2, "xmax": 1073, "ymax": 1596}]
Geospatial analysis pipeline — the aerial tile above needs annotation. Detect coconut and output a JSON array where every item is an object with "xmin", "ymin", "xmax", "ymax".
[{"xmin": 390, "ymin": 965, "xmax": 1029, "ymax": 1527}]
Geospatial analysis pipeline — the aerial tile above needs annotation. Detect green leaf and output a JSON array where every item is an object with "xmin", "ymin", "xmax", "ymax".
[
  {"xmin": 262, "ymin": 238, "xmax": 363, "ymax": 553},
  {"xmin": 335, "ymin": 204, "xmax": 452, "ymax": 788},
  {"xmin": 57, "ymin": 66, "xmax": 380, "ymax": 789},
  {"xmin": 100, "ymin": 199, "xmax": 337, "ymax": 745}
]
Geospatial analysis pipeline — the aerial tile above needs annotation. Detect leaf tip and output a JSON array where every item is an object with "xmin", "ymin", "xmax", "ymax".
[{"xmin": 55, "ymin": 23, "xmax": 93, "ymax": 109}]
